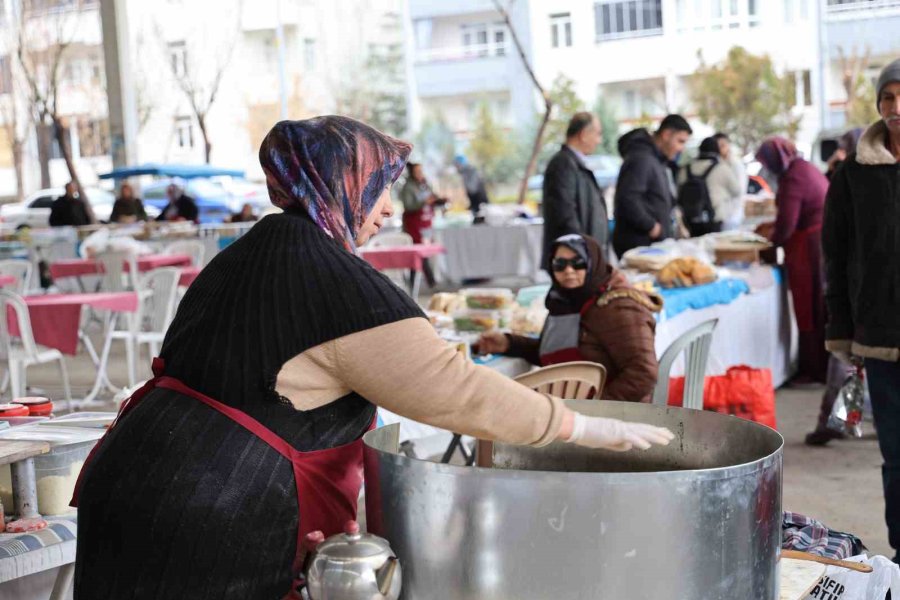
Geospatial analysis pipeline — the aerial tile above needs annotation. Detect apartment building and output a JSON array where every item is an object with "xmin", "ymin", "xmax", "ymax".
[{"xmin": 407, "ymin": 0, "xmax": 895, "ymax": 153}]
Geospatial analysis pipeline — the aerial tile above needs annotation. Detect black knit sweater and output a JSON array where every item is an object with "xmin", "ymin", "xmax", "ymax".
[{"xmin": 74, "ymin": 211, "xmax": 423, "ymax": 599}]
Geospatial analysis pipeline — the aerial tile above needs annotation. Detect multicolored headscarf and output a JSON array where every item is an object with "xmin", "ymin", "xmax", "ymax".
[
  {"xmin": 755, "ymin": 137, "xmax": 799, "ymax": 177},
  {"xmin": 259, "ymin": 116, "xmax": 412, "ymax": 251}
]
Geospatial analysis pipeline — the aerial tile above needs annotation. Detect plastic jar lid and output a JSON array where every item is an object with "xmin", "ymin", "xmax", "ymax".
[
  {"xmin": 14, "ymin": 397, "xmax": 54, "ymax": 416},
  {"xmin": 0, "ymin": 403, "xmax": 30, "ymax": 417}
]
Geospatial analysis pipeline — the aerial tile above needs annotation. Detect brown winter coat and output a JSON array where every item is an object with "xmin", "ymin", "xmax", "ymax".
[{"xmin": 506, "ymin": 276, "xmax": 662, "ymax": 402}]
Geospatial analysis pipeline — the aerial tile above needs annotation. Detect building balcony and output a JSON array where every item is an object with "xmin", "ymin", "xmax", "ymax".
[
  {"xmin": 414, "ymin": 43, "xmax": 511, "ymax": 97},
  {"xmin": 825, "ymin": 0, "xmax": 900, "ymax": 19},
  {"xmin": 409, "ymin": 0, "xmax": 499, "ymax": 20}
]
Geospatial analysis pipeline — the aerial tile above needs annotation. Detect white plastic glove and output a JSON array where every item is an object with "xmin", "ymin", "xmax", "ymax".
[{"xmin": 565, "ymin": 413, "xmax": 675, "ymax": 452}]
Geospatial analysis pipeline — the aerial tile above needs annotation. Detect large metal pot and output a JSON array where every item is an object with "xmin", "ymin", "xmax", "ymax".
[{"xmin": 363, "ymin": 400, "xmax": 783, "ymax": 600}]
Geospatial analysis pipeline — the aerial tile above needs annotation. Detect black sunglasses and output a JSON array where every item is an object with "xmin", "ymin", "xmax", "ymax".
[{"xmin": 551, "ymin": 257, "xmax": 588, "ymax": 272}]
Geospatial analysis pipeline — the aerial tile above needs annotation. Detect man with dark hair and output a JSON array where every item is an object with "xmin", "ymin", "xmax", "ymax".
[
  {"xmin": 541, "ymin": 111, "xmax": 607, "ymax": 268},
  {"xmin": 49, "ymin": 181, "xmax": 94, "ymax": 227},
  {"xmin": 612, "ymin": 114, "xmax": 692, "ymax": 257}
]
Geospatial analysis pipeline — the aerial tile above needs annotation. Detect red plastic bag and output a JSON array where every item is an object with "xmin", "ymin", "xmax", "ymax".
[{"xmin": 668, "ymin": 366, "xmax": 777, "ymax": 429}]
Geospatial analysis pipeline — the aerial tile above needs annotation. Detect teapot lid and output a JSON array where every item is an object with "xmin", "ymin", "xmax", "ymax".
[{"xmin": 315, "ymin": 521, "xmax": 394, "ymax": 561}]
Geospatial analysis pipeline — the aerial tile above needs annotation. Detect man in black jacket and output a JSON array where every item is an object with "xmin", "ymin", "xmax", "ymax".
[
  {"xmin": 541, "ymin": 112, "xmax": 607, "ymax": 268},
  {"xmin": 49, "ymin": 181, "xmax": 93, "ymax": 227},
  {"xmin": 612, "ymin": 114, "xmax": 692, "ymax": 258},
  {"xmin": 157, "ymin": 181, "xmax": 199, "ymax": 223},
  {"xmin": 823, "ymin": 58, "xmax": 900, "ymax": 563}
]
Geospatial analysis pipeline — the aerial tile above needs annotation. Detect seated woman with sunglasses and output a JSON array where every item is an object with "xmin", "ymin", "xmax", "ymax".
[{"xmin": 478, "ymin": 234, "xmax": 662, "ymax": 402}]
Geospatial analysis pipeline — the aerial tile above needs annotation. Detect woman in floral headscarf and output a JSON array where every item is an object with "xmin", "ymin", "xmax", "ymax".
[
  {"xmin": 755, "ymin": 136, "xmax": 830, "ymax": 383},
  {"xmin": 72, "ymin": 116, "xmax": 672, "ymax": 600}
]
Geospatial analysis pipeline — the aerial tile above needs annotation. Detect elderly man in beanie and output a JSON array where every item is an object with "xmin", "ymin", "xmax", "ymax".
[{"xmin": 823, "ymin": 57, "xmax": 900, "ymax": 563}]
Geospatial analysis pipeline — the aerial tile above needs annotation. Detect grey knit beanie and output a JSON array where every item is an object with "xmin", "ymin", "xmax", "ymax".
[{"xmin": 876, "ymin": 58, "xmax": 900, "ymax": 111}]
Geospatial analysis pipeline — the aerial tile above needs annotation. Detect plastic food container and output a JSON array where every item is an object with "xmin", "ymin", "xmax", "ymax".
[
  {"xmin": 460, "ymin": 288, "xmax": 514, "ymax": 310},
  {"xmin": 0, "ymin": 425, "xmax": 102, "ymax": 516},
  {"xmin": 33, "ymin": 440, "xmax": 95, "ymax": 515},
  {"xmin": 453, "ymin": 309, "xmax": 509, "ymax": 332},
  {"xmin": 15, "ymin": 397, "xmax": 53, "ymax": 417}
]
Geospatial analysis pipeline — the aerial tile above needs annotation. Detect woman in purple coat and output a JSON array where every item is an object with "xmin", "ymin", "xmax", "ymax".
[{"xmin": 756, "ymin": 137, "xmax": 830, "ymax": 383}]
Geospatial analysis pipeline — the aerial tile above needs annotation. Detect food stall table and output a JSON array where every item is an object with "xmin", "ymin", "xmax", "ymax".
[
  {"xmin": 8, "ymin": 293, "xmax": 140, "ymax": 405},
  {"xmin": 360, "ymin": 243, "xmax": 445, "ymax": 298},
  {"xmin": 49, "ymin": 253, "xmax": 192, "ymax": 292},
  {"xmin": 433, "ymin": 222, "xmax": 545, "ymax": 284}
]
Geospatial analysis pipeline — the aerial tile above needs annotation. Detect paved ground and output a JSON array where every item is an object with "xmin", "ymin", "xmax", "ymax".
[{"xmin": 17, "ymin": 333, "xmax": 895, "ymax": 559}]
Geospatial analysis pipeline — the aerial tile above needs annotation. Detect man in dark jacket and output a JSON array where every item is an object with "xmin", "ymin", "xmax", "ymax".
[
  {"xmin": 823, "ymin": 58, "xmax": 900, "ymax": 563},
  {"xmin": 612, "ymin": 114, "xmax": 692, "ymax": 258},
  {"xmin": 541, "ymin": 112, "xmax": 607, "ymax": 268},
  {"xmin": 49, "ymin": 181, "xmax": 94, "ymax": 227},
  {"xmin": 157, "ymin": 181, "xmax": 199, "ymax": 223}
]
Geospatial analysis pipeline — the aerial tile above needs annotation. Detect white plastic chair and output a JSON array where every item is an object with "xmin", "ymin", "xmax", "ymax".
[
  {"xmin": 443, "ymin": 362, "xmax": 608, "ymax": 467},
  {"xmin": 98, "ymin": 267, "xmax": 181, "ymax": 388},
  {"xmin": 0, "ymin": 259, "xmax": 34, "ymax": 295},
  {"xmin": 514, "ymin": 361, "xmax": 607, "ymax": 400},
  {"xmin": 652, "ymin": 319, "xmax": 718, "ymax": 410},
  {"xmin": 0, "ymin": 290, "xmax": 71, "ymax": 403},
  {"xmin": 164, "ymin": 240, "xmax": 206, "ymax": 267},
  {"xmin": 96, "ymin": 249, "xmax": 139, "ymax": 292}
]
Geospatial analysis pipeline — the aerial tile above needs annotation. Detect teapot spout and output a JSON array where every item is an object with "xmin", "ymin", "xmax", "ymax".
[{"xmin": 376, "ymin": 556, "xmax": 399, "ymax": 596}]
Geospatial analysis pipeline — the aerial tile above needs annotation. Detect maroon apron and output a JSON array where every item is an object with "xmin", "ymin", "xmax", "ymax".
[
  {"xmin": 401, "ymin": 207, "xmax": 433, "ymax": 244},
  {"xmin": 72, "ymin": 358, "xmax": 369, "ymax": 599},
  {"xmin": 784, "ymin": 224, "xmax": 828, "ymax": 382}
]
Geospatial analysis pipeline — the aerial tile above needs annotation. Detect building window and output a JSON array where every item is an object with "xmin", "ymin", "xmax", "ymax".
[
  {"xmin": 784, "ymin": 0, "xmax": 809, "ymax": 23},
  {"xmin": 595, "ymin": 0, "xmax": 663, "ymax": 41},
  {"xmin": 794, "ymin": 70, "xmax": 812, "ymax": 107},
  {"xmin": 550, "ymin": 12, "xmax": 573, "ymax": 48},
  {"xmin": 77, "ymin": 117, "xmax": 110, "ymax": 157},
  {"xmin": 748, "ymin": 0, "xmax": 760, "ymax": 26},
  {"xmin": 303, "ymin": 38, "xmax": 316, "ymax": 70},
  {"xmin": 461, "ymin": 23, "xmax": 506, "ymax": 57},
  {"xmin": 176, "ymin": 117, "xmax": 194, "ymax": 149},
  {"xmin": 493, "ymin": 29, "xmax": 506, "ymax": 56},
  {"xmin": 169, "ymin": 41, "xmax": 187, "ymax": 78}
]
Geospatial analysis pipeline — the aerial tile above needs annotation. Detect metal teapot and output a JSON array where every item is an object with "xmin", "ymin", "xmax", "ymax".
[{"xmin": 302, "ymin": 521, "xmax": 401, "ymax": 600}]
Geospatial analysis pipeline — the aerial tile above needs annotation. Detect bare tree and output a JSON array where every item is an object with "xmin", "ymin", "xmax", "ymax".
[
  {"xmin": 158, "ymin": 1, "xmax": 243, "ymax": 164},
  {"xmin": 14, "ymin": 0, "xmax": 92, "ymax": 213},
  {"xmin": 0, "ymin": 37, "xmax": 29, "ymax": 202},
  {"xmin": 492, "ymin": 0, "xmax": 552, "ymax": 205},
  {"xmin": 837, "ymin": 46, "xmax": 879, "ymax": 127}
]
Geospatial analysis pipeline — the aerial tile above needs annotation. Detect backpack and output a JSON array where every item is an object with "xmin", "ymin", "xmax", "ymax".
[{"xmin": 677, "ymin": 160, "xmax": 721, "ymax": 237}]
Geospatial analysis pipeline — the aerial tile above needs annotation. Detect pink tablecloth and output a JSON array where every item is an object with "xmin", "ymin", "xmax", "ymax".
[
  {"xmin": 8, "ymin": 292, "xmax": 139, "ymax": 355},
  {"xmin": 179, "ymin": 266, "xmax": 201, "ymax": 287},
  {"xmin": 360, "ymin": 244, "xmax": 445, "ymax": 272},
  {"xmin": 49, "ymin": 254, "xmax": 193, "ymax": 280}
]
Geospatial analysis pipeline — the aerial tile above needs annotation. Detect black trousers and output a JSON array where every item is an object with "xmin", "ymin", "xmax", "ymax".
[{"xmin": 865, "ymin": 357, "xmax": 900, "ymax": 556}]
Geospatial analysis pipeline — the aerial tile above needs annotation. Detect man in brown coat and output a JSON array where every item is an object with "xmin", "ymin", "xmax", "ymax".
[{"xmin": 479, "ymin": 234, "xmax": 661, "ymax": 402}]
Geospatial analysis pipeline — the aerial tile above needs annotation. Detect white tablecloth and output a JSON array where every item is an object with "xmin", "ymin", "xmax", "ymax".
[
  {"xmin": 655, "ymin": 272, "xmax": 797, "ymax": 388},
  {"xmin": 433, "ymin": 223, "xmax": 545, "ymax": 283}
]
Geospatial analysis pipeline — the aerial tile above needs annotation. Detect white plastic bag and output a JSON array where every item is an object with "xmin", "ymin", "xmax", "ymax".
[{"xmin": 803, "ymin": 554, "xmax": 900, "ymax": 600}]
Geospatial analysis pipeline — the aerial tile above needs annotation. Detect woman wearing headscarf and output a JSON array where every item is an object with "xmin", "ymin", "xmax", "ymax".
[
  {"xmin": 71, "ymin": 117, "xmax": 672, "ymax": 600},
  {"xmin": 755, "ymin": 136, "xmax": 830, "ymax": 383},
  {"xmin": 479, "ymin": 234, "xmax": 662, "ymax": 402},
  {"xmin": 109, "ymin": 182, "xmax": 148, "ymax": 223}
]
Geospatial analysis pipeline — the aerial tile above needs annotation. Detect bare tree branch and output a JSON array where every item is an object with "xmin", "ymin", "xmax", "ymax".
[{"xmin": 492, "ymin": 0, "xmax": 552, "ymax": 205}]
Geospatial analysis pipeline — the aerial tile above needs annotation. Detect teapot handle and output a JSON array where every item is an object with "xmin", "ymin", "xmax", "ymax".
[{"xmin": 376, "ymin": 556, "xmax": 399, "ymax": 596}]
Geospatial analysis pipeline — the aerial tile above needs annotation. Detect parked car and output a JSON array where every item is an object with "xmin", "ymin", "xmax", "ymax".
[
  {"xmin": 214, "ymin": 178, "xmax": 272, "ymax": 216},
  {"xmin": 141, "ymin": 178, "xmax": 233, "ymax": 224},
  {"xmin": 527, "ymin": 153, "xmax": 623, "ymax": 193},
  {"xmin": 0, "ymin": 187, "xmax": 160, "ymax": 229}
]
